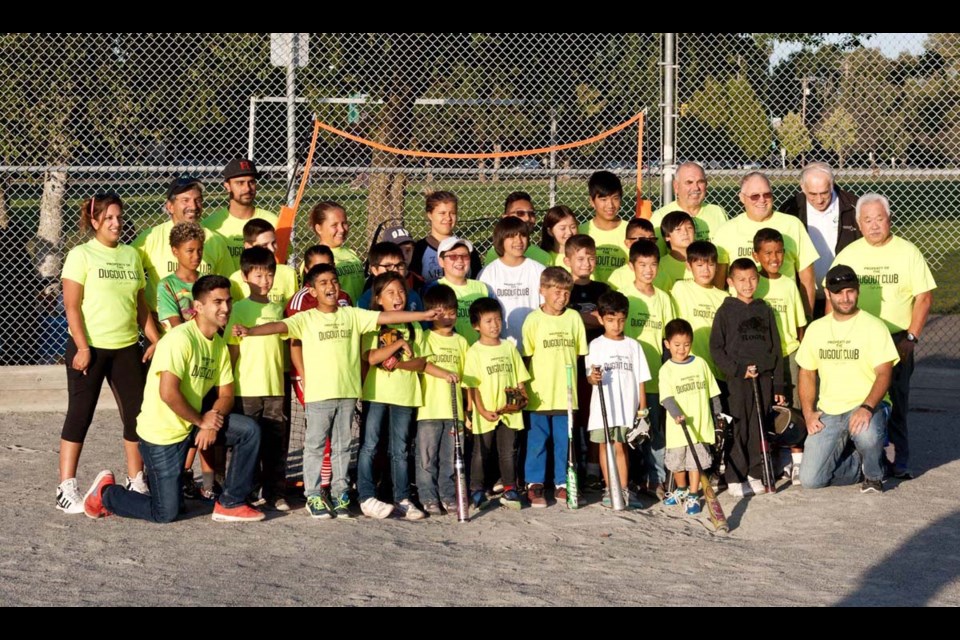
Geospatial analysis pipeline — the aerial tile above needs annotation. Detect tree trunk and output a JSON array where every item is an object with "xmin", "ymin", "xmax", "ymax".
[
  {"xmin": 37, "ymin": 169, "xmax": 68, "ymax": 278},
  {"xmin": 0, "ymin": 176, "xmax": 8, "ymax": 230},
  {"xmin": 491, "ymin": 143, "xmax": 502, "ymax": 182},
  {"xmin": 366, "ymin": 86, "xmax": 414, "ymax": 248}
]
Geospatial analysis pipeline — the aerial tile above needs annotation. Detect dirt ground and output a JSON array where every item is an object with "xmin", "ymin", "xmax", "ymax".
[{"xmin": 2, "ymin": 408, "xmax": 959, "ymax": 607}]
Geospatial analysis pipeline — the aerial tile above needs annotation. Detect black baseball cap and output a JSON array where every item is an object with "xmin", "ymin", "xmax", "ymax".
[
  {"xmin": 166, "ymin": 176, "xmax": 203, "ymax": 200},
  {"xmin": 825, "ymin": 264, "xmax": 860, "ymax": 293},
  {"xmin": 222, "ymin": 158, "xmax": 260, "ymax": 180}
]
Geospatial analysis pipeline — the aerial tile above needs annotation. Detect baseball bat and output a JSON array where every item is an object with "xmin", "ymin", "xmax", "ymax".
[
  {"xmin": 750, "ymin": 374, "xmax": 777, "ymax": 494},
  {"xmin": 679, "ymin": 418, "xmax": 729, "ymax": 533},
  {"xmin": 594, "ymin": 365, "xmax": 626, "ymax": 511},
  {"xmin": 450, "ymin": 380, "xmax": 469, "ymax": 522},
  {"xmin": 565, "ymin": 364, "xmax": 579, "ymax": 510}
]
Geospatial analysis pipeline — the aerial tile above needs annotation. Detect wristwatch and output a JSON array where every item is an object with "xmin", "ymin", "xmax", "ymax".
[
  {"xmin": 860, "ymin": 403, "xmax": 877, "ymax": 414},
  {"xmin": 906, "ymin": 333, "xmax": 919, "ymax": 344}
]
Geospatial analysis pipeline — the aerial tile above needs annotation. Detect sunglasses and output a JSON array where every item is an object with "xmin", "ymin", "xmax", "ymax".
[{"xmin": 745, "ymin": 192, "xmax": 773, "ymax": 203}]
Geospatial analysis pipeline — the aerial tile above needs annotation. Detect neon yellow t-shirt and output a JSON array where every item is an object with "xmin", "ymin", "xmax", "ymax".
[
  {"xmin": 229, "ymin": 264, "xmax": 299, "ymax": 307},
  {"xmin": 659, "ymin": 356, "xmax": 720, "ymax": 449},
  {"xmin": 484, "ymin": 243, "xmax": 553, "ymax": 268},
  {"xmin": 579, "ymin": 219, "xmax": 627, "ymax": 283},
  {"xmin": 61, "ymin": 239, "xmax": 145, "ymax": 349},
  {"xmin": 462, "ymin": 341, "xmax": 531, "ymax": 434},
  {"xmin": 606, "ymin": 264, "xmax": 634, "ymax": 291},
  {"xmin": 201, "ymin": 207, "xmax": 279, "ymax": 272},
  {"xmin": 651, "ymin": 201, "xmax": 728, "ymax": 255},
  {"xmin": 521, "ymin": 308, "xmax": 588, "ymax": 411},
  {"xmin": 796, "ymin": 310, "xmax": 900, "ymax": 415},
  {"xmin": 361, "ymin": 323, "xmax": 430, "ymax": 407},
  {"xmin": 132, "ymin": 220, "xmax": 234, "ymax": 311},
  {"xmin": 331, "ymin": 246, "xmax": 366, "ymax": 303},
  {"xmin": 136, "ymin": 320, "xmax": 233, "ymax": 445},
  {"xmin": 622, "ymin": 283, "xmax": 675, "ymax": 394},
  {"xmin": 653, "ymin": 254, "xmax": 694, "ymax": 292},
  {"xmin": 755, "ymin": 275, "xmax": 807, "ymax": 356},
  {"xmin": 418, "ymin": 330, "xmax": 469, "ymax": 421},
  {"xmin": 282, "ymin": 306, "xmax": 380, "ymax": 402},
  {"xmin": 225, "ymin": 298, "xmax": 287, "ymax": 397},
  {"xmin": 669, "ymin": 280, "xmax": 729, "ymax": 381},
  {"xmin": 438, "ymin": 277, "xmax": 490, "ymax": 345},
  {"xmin": 713, "ymin": 211, "xmax": 819, "ymax": 279},
  {"xmin": 548, "ymin": 251, "xmax": 568, "ymax": 270},
  {"xmin": 830, "ymin": 236, "xmax": 937, "ymax": 333}
]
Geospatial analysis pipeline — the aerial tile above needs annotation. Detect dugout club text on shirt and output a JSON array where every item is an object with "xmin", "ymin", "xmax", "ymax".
[
  {"xmin": 496, "ymin": 286, "xmax": 531, "ymax": 298},
  {"xmin": 595, "ymin": 252, "xmax": 626, "ymax": 268},
  {"xmin": 485, "ymin": 359, "xmax": 514, "ymax": 375},
  {"xmin": 98, "ymin": 266, "xmax": 141, "ymax": 280},
  {"xmin": 317, "ymin": 328, "xmax": 353, "ymax": 341},
  {"xmin": 819, "ymin": 340, "xmax": 861, "ymax": 361},
  {"xmin": 166, "ymin": 261, "xmax": 213, "ymax": 275},
  {"xmin": 191, "ymin": 356, "xmax": 218, "ymax": 380},
  {"xmin": 675, "ymin": 379, "xmax": 709, "ymax": 394},
  {"xmin": 630, "ymin": 315, "xmax": 662, "ymax": 332},
  {"xmin": 337, "ymin": 261, "xmax": 365, "ymax": 278},
  {"xmin": 692, "ymin": 305, "xmax": 716, "ymax": 320}
]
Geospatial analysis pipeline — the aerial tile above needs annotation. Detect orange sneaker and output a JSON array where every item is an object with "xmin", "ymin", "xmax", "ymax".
[
  {"xmin": 212, "ymin": 501, "xmax": 265, "ymax": 522},
  {"xmin": 83, "ymin": 470, "xmax": 115, "ymax": 519}
]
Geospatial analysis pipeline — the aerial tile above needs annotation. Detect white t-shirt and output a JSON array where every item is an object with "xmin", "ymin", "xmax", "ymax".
[
  {"xmin": 585, "ymin": 335, "xmax": 651, "ymax": 430},
  {"xmin": 806, "ymin": 192, "xmax": 840, "ymax": 295},
  {"xmin": 478, "ymin": 258, "xmax": 545, "ymax": 355}
]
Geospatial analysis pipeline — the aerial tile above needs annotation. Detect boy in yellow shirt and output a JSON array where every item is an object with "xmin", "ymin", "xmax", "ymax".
[
  {"xmin": 228, "ymin": 219, "xmax": 298, "ymax": 307},
  {"xmin": 655, "ymin": 211, "xmax": 697, "ymax": 292},
  {"xmin": 232, "ymin": 264, "xmax": 439, "ymax": 520},
  {"xmin": 579, "ymin": 170, "xmax": 627, "ymax": 284},
  {"xmin": 435, "ymin": 236, "xmax": 491, "ymax": 345},
  {"xmin": 521, "ymin": 267, "xmax": 588, "ymax": 508},
  {"xmin": 225, "ymin": 246, "xmax": 290, "ymax": 511},
  {"xmin": 605, "ymin": 217, "xmax": 657, "ymax": 291},
  {"xmin": 463, "ymin": 297, "xmax": 531, "ymax": 510}
]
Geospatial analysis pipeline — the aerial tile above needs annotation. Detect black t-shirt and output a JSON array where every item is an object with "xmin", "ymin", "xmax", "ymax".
[{"xmin": 569, "ymin": 280, "xmax": 609, "ymax": 342}]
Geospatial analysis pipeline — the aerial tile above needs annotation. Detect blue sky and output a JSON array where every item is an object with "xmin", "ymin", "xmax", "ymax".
[{"xmin": 771, "ymin": 33, "xmax": 928, "ymax": 66}]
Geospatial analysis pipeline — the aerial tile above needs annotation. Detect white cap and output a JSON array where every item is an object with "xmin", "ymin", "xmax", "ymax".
[{"xmin": 437, "ymin": 236, "xmax": 474, "ymax": 256}]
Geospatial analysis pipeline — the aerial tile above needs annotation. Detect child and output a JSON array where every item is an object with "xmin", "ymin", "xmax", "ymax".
[
  {"xmin": 521, "ymin": 267, "xmax": 588, "ymax": 508},
  {"xmin": 710, "ymin": 258, "xmax": 785, "ymax": 496},
  {"xmin": 484, "ymin": 191, "xmax": 553, "ymax": 266},
  {"xmin": 228, "ymin": 219, "xmax": 298, "ymax": 307},
  {"xmin": 357, "ymin": 242, "xmax": 424, "ymax": 311},
  {"xmin": 669, "ymin": 241, "xmax": 729, "ymax": 386},
  {"xmin": 435, "ymin": 236, "xmax": 491, "ymax": 345},
  {"xmin": 157, "ymin": 221, "xmax": 204, "ymax": 331},
  {"xmin": 620, "ymin": 240, "xmax": 675, "ymax": 497},
  {"xmin": 410, "ymin": 191, "xmax": 483, "ymax": 288},
  {"xmin": 539, "ymin": 205, "xmax": 579, "ymax": 268},
  {"xmin": 415, "ymin": 284, "xmax": 470, "ymax": 515},
  {"xmin": 653, "ymin": 211, "xmax": 697, "ymax": 292},
  {"xmin": 225, "ymin": 246, "xmax": 290, "ymax": 511},
  {"xmin": 309, "ymin": 201, "xmax": 365, "ymax": 302},
  {"xmin": 579, "ymin": 170, "xmax": 627, "ymax": 284},
  {"xmin": 585, "ymin": 291, "xmax": 650, "ymax": 508},
  {"xmin": 477, "ymin": 216, "xmax": 545, "ymax": 354},
  {"xmin": 233, "ymin": 264, "xmax": 439, "ymax": 520},
  {"xmin": 659, "ymin": 319, "xmax": 721, "ymax": 516},
  {"xmin": 358, "ymin": 272, "xmax": 457, "ymax": 520},
  {"xmin": 380, "ymin": 224, "xmax": 422, "ymax": 293},
  {"xmin": 564, "ymin": 235, "xmax": 608, "ymax": 341},
  {"xmin": 752, "ymin": 228, "xmax": 807, "ymax": 483},
  {"xmin": 606, "ymin": 217, "xmax": 656, "ymax": 291},
  {"xmin": 462, "ymin": 297, "xmax": 531, "ymax": 510}
]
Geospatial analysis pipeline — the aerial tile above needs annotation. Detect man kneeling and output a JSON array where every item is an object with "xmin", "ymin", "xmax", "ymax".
[
  {"xmin": 795, "ymin": 265, "xmax": 898, "ymax": 493},
  {"xmin": 83, "ymin": 275, "xmax": 264, "ymax": 522}
]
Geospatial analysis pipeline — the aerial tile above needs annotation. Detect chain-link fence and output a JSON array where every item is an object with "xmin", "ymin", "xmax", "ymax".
[{"xmin": 0, "ymin": 33, "xmax": 957, "ymax": 367}]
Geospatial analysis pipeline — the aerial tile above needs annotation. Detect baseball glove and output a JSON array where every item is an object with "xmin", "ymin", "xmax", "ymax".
[
  {"xmin": 378, "ymin": 327, "xmax": 404, "ymax": 371},
  {"xmin": 501, "ymin": 386, "xmax": 528, "ymax": 413}
]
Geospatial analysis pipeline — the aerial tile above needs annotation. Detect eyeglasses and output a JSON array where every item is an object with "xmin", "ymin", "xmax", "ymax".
[
  {"xmin": 441, "ymin": 253, "xmax": 471, "ymax": 262},
  {"xmin": 510, "ymin": 210, "xmax": 536, "ymax": 217},
  {"xmin": 375, "ymin": 262, "xmax": 407, "ymax": 272},
  {"xmin": 745, "ymin": 192, "xmax": 773, "ymax": 203}
]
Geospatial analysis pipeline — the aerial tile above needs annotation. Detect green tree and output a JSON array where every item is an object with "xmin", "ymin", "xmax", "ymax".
[
  {"xmin": 776, "ymin": 111, "xmax": 812, "ymax": 165},
  {"xmin": 817, "ymin": 106, "xmax": 858, "ymax": 168}
]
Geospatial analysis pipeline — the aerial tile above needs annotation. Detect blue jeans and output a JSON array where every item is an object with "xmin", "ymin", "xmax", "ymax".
[
  {"xmin": 415, "ymin": 420, "xmax": 457, "ymax": 504},
  {"xmin": 639, "ymin": 396, "xmax": 666, "ymax": 485},
  {"xmin": 800, "ymin": 407, "xmax": 886, "ymax": 489},
  {"xmin": 358, "ymin": 402, "xmax": 415, "ymax": 503},
  {"xmin": 102, "ymin": 414, "xmax": 261, "ymax": 523},
  {"xmin": 524, "ymin": 413, "xmax": 568, "ymax": 486},
  {"xmin": 304, "ymin": 398, "xmax": 356, "ymax": 498}
]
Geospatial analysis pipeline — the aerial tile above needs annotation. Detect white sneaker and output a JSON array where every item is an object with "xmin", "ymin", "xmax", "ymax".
[
  {"xmin": 56, "ymin": 478, "xmax": 85, "ymax": 514},
  {"xmin": 124, "ymin": 471, "xmax": 150, "ymax": 496},
  {"xmin": 360, "ymin": 497, "xmax": 394, "ymax": 519},
  {"xmin": 394, "ymin": 499, "xmax": 425, "ymax": 521},
  {"xmin": 790, "ymin": 464, "xmax": 802, "ymax": 485},
  {"xmin": 747, "ymin": 476, "xmax": 767, "ymax": 494}
]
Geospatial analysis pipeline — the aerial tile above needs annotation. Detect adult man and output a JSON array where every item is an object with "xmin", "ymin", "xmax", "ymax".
[
  {"xmin": 713, "ymin": 172, "xmax": 819, "ymax": 314},
  {"xmin": 650, "ymin": 161, "xmax": 728, "ymax": 255},
  {"xmin": 483, "ymin": 191, "xmax": 553, "ymax": 266},
  {"xmin": 202, "ymin": 159, "xmax": 279, "ymax": 271},
  {"xmin": 132, "ymin": 177, "xmax": 234, "ymax": 314},
  {"xmin": 830, "ymin": 194, "xmax": 936, "ymax": 479},
  {"xmin": 780, "ymin": 162, "xmax": 861, "ymax": 316},
  {"xmin": 796, "ymin": 265, "xmax": 899, "ymax": 493},
  {"xmin": 82, "ymin": 275, "xmax": 265, "ymax": 523}
]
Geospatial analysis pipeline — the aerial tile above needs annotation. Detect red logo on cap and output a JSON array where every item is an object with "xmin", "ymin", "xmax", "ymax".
[{"xmin": 240, "ymin": 161, "xmax": 251, "ymax": 171}]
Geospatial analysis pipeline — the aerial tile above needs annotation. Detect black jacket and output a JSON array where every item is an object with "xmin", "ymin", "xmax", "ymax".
[
  {"xmin": 780, "ymin": 188, "xmax": 862, "ymax": 255},
  {"xmin": 710, "ymin": 297, "xmax": 784, "ymax": 392}
]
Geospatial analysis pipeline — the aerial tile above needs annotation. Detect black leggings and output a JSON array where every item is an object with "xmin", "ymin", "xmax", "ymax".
[
  {"xmin": 469, "ymin": 423, "xmax": 518, "ymax": 492},
  {"xmin": 61, "ymin": 337, "xmax": 145, "ymax": 443}
]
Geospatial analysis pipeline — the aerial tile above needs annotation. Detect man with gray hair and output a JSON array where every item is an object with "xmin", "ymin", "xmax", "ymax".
[
  {"xmin": 651, "ymin": 161, "xmax": 729, "ymax": 255},
  {"xmin": 780, "ymin": 162, "xmax": 861, "ymax": 317},
  {"xmin": 830, "ymin": 193, "xmax": 936, "ymax": 480}
]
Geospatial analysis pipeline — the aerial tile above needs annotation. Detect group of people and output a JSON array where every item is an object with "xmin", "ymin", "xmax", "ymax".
[{"xmin": 54, "ymin": 156, "xmax": 936, "ymax": 526}]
